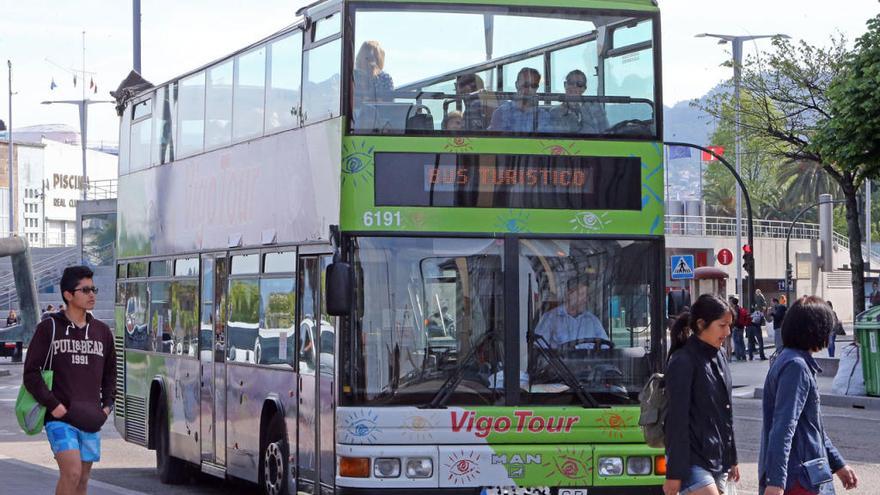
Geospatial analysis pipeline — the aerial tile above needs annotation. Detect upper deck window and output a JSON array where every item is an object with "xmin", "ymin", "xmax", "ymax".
[
  {"xmin": 178, "ymin": 71, "xmax": 206, "ymax": 157},
  {"xmin": 206, "ymin": 60, "xmax": 234, "ymax": 148},
  {"xmin": 349, "ymin": 5, "xmax": 657, "ymax": 138}
]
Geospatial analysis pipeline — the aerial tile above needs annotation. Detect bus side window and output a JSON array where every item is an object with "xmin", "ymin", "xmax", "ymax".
[{"xmin": 302, "ymin": 38, "xmax": 341, "ymax": 125}]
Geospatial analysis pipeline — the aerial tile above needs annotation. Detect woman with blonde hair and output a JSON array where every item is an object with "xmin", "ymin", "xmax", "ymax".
[{"xmin": 354, "ymin": 40, "xmax": 393, "ymax": 107}]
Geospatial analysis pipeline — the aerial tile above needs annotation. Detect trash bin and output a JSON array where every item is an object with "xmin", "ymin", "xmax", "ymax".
[{"xmin": 854, "ymin": 307, "xmax": 880, "ymax": 397}]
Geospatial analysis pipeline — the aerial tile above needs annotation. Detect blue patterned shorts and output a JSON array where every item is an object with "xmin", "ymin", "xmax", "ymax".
[{"xmin": 45, "ymin": 421, "xmax": 101, "ymax": 462}]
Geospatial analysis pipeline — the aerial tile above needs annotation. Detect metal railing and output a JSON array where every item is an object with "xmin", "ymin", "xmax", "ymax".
[
  {"xmin": 666, "ymin": 215, "xmax": 880, "ymax": 266},
  {"xmin": 6, "ymin": 231, "xmax": 76, "ymax": 249},
  {"xmin": 665, "ymin": 215, "xmax": 821, "ymax": 240},
  {"xmin": 86, "ymin": 179, "xmax": 117, "ymax": 200}
]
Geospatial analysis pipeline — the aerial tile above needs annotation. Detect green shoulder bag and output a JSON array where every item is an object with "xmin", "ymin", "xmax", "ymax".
[{"xmin": 15, "ymin": 318, "xmax": 56, "ymax": 435}]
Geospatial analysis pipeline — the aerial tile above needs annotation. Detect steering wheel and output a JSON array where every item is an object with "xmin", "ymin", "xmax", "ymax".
[{"xmin": 557, "ymin": 337, "xmax": 616, "ymax": 353}]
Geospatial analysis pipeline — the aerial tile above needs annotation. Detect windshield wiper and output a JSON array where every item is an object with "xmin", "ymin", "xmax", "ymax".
[
  {"xmin": 421, "ymin": 330, "xmax": 494, "ymax": 409},
  {"xmin": 529, "ymin": 332, "xmax": 601, "ymax": 408}
]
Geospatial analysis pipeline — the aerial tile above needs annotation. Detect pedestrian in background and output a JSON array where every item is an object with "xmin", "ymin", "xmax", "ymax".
[
  {"xmin": 729, "ymin": 295, "xmax": 748, "ymax": 361},
  {"xmin": 6, "ymin": 309, "xmax": 19, "ymax": 326},
  {"xmin": 23, "ymin": 266, "xmax": 116, "ymax": 495},
  {"xmin": 664, "ymin": 294, "xmax": 740, "ymax": 495},
  {"xmin": 759, "ymin": 296, "xmax": 858, "ymax": 494},
  {"xmin": 770, "ymin": 298, "xmax": 787, "ymax": 350},
  {"xmin": 826, "ymin": 301, "xmax": 844, "ymax": 358},
  {"xmin": 755, "ymin": 288, "xmax": 767, "ymax": 313},
  {"xmin": 40, "ymin": 304, "xmax": 56, "ymax": 321},
  {"xmin": 748, "ymin": 305, "xmax": 768, "ymax": 361}
]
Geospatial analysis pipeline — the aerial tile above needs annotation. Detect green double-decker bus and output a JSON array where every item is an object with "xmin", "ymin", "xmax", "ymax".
[{"xmin": 113, "ymin": 0, "xmax": 665, "ymax": 493}]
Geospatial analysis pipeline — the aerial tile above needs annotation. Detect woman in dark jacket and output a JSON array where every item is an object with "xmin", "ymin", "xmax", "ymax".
[
  {"xmin": 760, "ymin": 296, "xmax": 858, "ymax": 494},
  {"xmin": 664, "ymin": 294, "xmax": 740, "ymax": 495}
]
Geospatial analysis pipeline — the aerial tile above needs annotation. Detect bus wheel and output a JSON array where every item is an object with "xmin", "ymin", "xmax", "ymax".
[
  {"xmin": 261, "ymin": 413, "xmax": 289, "ymax": 495},
  {"xmin": 155, "ymin": 397, "xmax": 188, "ymax": 484}
]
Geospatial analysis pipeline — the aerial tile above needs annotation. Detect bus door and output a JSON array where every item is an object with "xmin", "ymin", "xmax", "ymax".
[
  {"xmin": 199, "ymin": 254, "xmax": 229, "ymax": 467},
  {"xmin": 296, "ymin": 254, "xmax": 335, "ymax": 493}
]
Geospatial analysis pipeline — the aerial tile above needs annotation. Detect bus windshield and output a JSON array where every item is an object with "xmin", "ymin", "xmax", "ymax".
[
  {"xmin": 349, "ymin": 4, "xmax": 656, "ymax": 137},
  {"xmin": 347, "ymin": 237, "xmax": 655, "ymax": 407}
]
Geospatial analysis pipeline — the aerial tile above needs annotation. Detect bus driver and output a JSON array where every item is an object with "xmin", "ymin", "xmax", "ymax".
[{"xmin": 534, "ymin": 277, "xmax": 609, "ymax": 348}]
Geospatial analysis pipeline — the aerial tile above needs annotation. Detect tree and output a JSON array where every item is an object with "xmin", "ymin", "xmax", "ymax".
[
  {"xmin": 700, "ymin": 32, "xmax": 875, "ymax": 312},
  {"xmin": 701, "ymin": 93, "xmax": 792, "ymax": 220},
  {"xmin": 811, "ymin": 15, "xmax": 880, "ymax": 313}
]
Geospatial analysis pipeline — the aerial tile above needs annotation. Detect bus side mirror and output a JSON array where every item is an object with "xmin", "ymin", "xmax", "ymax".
[{"xmin": 326, "ymin": 262, "xmax": 353, "ymax": 316}]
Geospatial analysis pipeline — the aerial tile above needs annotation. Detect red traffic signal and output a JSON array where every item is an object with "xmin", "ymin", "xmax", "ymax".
[{"xmin": 743, "ymin": 244, "xmax": 753, "ymax": 255}]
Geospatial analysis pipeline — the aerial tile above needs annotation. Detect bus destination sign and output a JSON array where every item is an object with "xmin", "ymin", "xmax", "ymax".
[{"xmin": 374, "ymin": 152, "xmax": 641, "ymax": 211}]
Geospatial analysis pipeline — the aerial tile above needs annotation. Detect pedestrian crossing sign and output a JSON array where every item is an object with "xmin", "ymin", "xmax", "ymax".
[{"xmin": 671, "ymin": 255, "xmax": 695, "ymax": 280}]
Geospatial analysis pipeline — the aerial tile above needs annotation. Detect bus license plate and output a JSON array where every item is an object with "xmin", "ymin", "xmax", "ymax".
[
  {"xmin": 559, "ymin": 490, "xmax": 588, "ymax": 495},
  {"xmin": 481, "ymin": 488, "xmax": 551, "ymax": 495}
]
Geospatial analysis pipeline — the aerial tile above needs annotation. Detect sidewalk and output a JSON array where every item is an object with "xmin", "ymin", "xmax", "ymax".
[
  {"xmin": 0, "ymin": 457, "xmax": 147, "ymax": 494},
  {"xmin": 729, "ymin": 338, "xmax": 880, "ymax": 410}
]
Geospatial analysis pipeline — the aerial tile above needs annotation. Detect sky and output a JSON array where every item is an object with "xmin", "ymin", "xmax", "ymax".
[{"xmin": 0, "ymin": 0, "xmax": 877, "ymax": 146}]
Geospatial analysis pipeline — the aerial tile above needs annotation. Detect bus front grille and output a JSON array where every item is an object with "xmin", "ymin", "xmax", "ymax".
[{"xmin": 125, "ymin": 395, "xmax": 147, "ymax": 446}]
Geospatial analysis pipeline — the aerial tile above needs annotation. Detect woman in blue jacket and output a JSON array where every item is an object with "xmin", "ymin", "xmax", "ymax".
[
  {"xmin": 760, "ymin": 296, "xmax": 858, "ymax": 494},
  {"xmin": 664, "ymin": 294, "xmax": 740, "ymax": 495}
]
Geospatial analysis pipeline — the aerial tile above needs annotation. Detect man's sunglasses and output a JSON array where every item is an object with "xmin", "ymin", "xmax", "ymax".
[
  {"xmin": 72, "ymin": 287, "xmax": 99, "ymax": 295},
  {"xmin": 519, "ymin": 82, "xmax": 540, "ymax": 89},
  {"xmin": 565, "ymin": 80, "xmax": 586, "ymax": 88}
]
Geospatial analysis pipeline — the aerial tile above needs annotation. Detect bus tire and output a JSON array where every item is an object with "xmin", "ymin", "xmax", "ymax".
[
  {"xmin": 260, "ymin": 413, "xmax": 289, "ymax": 495},
  {"xmin": 155, "ymin": 396, "xmax": 188, "ymax": 485}
]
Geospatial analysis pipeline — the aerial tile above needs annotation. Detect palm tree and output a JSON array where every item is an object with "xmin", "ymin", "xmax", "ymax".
[{"xmin": 778, "ymin": 159, "xmax": 841, "ymax": 206}]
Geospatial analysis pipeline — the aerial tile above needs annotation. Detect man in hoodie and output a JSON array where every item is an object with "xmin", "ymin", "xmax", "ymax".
[{"xmin": 23, "ymin": 265, "xmax": 115, "ymax": 495}]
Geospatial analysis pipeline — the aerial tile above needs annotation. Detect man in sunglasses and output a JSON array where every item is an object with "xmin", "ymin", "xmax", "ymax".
[
  {"xmin": 550, "ymin": 69, "xmax": 609, "ymax": 134},
  {"xmin": 23, "ymin": 265, "xmax": 115, "ymax": 495},
  {"xmin": 488, "ymin": 67, "xmax": 550, "ymax": 132}
]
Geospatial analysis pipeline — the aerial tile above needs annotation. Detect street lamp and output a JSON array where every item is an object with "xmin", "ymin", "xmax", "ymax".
[
  {"xmin": 695, "ymin": 32, "xmax": 789, "ymax": 300},
  {"xmin": 41, "ymin": 99, "xmax": 113, "ymax": 201}
]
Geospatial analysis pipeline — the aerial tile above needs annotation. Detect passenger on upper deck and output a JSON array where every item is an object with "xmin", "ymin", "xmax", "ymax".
[
  {"xmin": 353, "ymin": 41, "xmax": 394, "ymax": 108},
  {"xmin": 455, "ymin": 74, "xmax": 487, "ymax": 130},
  {"xmin": 442, "ymin": 111, "xmax": 465, "ymax": 131},
  {"xmin": 550, "ymin": 70, "xmax": 609, "ymax": 134},
  {"xmin": 488, "ymin": 67, "xmax": 549, "ymax": 133},
  {"xmin": 534, "ymin": 277, "xmax": 609, "ymax": 349}
]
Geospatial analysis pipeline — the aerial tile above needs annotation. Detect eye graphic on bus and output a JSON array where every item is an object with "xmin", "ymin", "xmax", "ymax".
[
  {"xmin": 402, "ymin": 414, "xmax": 434, "ymax": 441},
  {"xmin": 570, "ymin": 211, "xmax": 609, "ymax": 232},
  {"xmin": 444, "ymin": 451, "xmax": 481, "ymax": 484},
  {"xmin": 544, "ymin": 448, "xmax": 591, "ymax": 483},
  {"xmin": 538, "ymin": 141, "xmax": 577, "ymax": 156},
  {"xmin": 496, "ymin": 210, "xmax": 530, "ymax": 234},
  {"xmin": 341, "ymin": 141, "xmax": 374, "ymax": 188},
  {"xmin": 556, "ymin": 455, "xmax": 589, "ymax": 479},
  {"xmin": 450, "ymin": 459, "xmax": 477, "ymax": 476},
  {"xmin": 342, "ymin": 410, "xmax": 380, "ymax": 444}
]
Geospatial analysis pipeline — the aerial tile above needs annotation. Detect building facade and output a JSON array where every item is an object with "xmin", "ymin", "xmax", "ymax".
[{"xmin": 1, "ymin": 133, "xmax": 117, "ymax": 247}]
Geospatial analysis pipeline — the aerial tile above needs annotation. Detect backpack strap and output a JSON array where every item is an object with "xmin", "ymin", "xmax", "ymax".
[{"xmin": 42, "ymin": 318, "xmax": 56, "ymax": 371}]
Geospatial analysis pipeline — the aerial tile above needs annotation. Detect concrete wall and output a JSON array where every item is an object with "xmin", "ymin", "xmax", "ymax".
[{"xmin": 667, "ymin": 234, "xmax": 857, "ymax": 322}]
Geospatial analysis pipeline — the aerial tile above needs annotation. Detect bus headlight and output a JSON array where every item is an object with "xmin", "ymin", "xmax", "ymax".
[
  {"xmin": 598, "ymin": 457, "xmax": 623, "ymax": 476},
  {"xmin": 374, "ymin": 458, "xmax": 401, "ymax": 478},
  {"xmin": 627, "ymin": 456, "xmax": 652, "ymax": 475},
  {"xmin": 405, "ymin": 458, "xmax": 433, "ymax": 478}
]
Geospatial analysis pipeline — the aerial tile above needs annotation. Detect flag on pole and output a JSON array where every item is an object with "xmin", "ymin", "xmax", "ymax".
[
  {"xmin": 668, "ymin": 146, "xmax": 692, "ymax": 159},
  {"xmin": 89, "ymin": 77, "xmax": 94, "ymax": 90},
  {"xmin": 93, "ymin": 84, "xmax": 97, "ymax": 94},
  {"xmin": 73, "ymin": 74, "xmax": 77, "ymax": 87},
  {"xmin": 701, "ymin": 145, "xmax": 725, "ymax": 162},
  {"xmin": 50, "ymin": 77, "xmax": 57, "ymax": 90}
]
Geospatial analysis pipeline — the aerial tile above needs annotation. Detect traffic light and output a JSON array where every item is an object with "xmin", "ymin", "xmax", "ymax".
[{"xmin": 742, "ymin": 244, "xmax": 755, "ymax": 278}]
